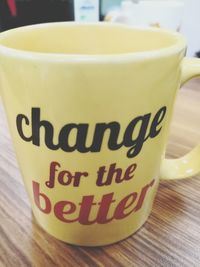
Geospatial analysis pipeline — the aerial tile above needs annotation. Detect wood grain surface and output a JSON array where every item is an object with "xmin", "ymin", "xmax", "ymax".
[{"xmin": 0, "ymin": 79, "xmax": 200, "ymax": 267}]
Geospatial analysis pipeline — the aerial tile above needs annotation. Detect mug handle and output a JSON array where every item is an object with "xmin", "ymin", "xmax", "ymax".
[{"xmin": 160, "ymin": 57, "xmax": 200, "ymax": 180}]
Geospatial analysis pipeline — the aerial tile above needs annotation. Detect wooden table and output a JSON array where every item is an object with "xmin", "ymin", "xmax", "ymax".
[{"xmin": 0, "ymin": 80, "xmax": 200, "ymax": 267}]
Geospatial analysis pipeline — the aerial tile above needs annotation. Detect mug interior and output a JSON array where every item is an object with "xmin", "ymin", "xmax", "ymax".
[{"xmin": 0, "ymin": 23, "xmax": 185, "ymax": 56}]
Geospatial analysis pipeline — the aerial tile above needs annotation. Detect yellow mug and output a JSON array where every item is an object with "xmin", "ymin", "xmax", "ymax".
[{"xmin": 0, "ymin": 22, "xmax": 200, "ymax": 246}]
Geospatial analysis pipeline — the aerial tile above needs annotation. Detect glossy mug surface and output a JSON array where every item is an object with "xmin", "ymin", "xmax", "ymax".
[{"xmin": 0, "ymin": 22, "xmax": 199, "ymax": 246}]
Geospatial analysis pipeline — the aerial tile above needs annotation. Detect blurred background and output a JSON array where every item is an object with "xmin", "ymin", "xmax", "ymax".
[{"xmin": 0, "ymin": 0, "xmax": 199, "ymax": 57}]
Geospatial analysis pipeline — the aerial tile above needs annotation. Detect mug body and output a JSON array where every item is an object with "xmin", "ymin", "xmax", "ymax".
[{"xmin": 0, "ymin": 23, "xmax": 186, "ymax": 246}]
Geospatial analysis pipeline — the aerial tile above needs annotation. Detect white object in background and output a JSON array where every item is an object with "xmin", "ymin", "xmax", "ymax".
[
  {"xmin": 105, "ymin": 1, "xmax": 140, "ymax": 24},
  {"xmin": 139, "ymin": 0, "xmax": 184, "ymax": 31},
  {"xmin": 105, "ymin": 1, "xmax": 133, "ymax": 23},
  {"xmin": 74, "ymin": 0, "xmax": 99, "ymax": 22},
  {"xmin": 181, "ymin": 0, "xmax": 200, "ymax": 56},
  {"xmin": 107, "ymin": 0, "xmax": 184, "ymax": 32}
]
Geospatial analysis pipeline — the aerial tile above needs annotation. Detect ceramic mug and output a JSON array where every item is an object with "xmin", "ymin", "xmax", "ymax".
[{"xmin": 0, "ymin": 22, "xmax": 199, "ymax": 246}]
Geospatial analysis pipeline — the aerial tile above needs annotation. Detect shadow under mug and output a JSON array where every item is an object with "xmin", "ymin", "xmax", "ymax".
[{"xmin": 0, "ymin": 22, "xmax": 199, "ymax": 246}]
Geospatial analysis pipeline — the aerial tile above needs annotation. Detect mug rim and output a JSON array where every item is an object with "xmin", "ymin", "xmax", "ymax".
[{"xmin": 0, "ymin": 22, "xmax": 186, "ymax": 63}]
